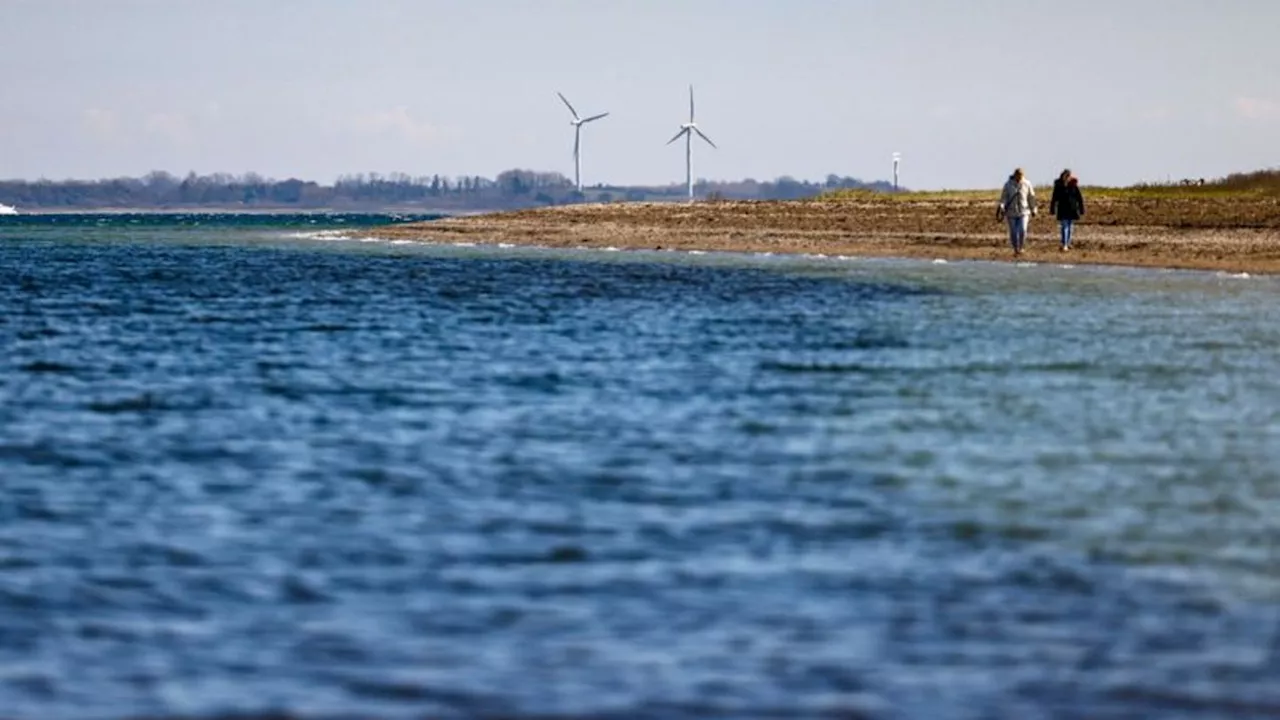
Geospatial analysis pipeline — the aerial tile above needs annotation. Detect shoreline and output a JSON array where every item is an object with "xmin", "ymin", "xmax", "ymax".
[
  {"xmin": 0, "ymin": 206, "xmax": 465, "ymax": 216},
  {"xmin": 366, "ymin": 195, "xmax": 1280, "ymax": 275}
]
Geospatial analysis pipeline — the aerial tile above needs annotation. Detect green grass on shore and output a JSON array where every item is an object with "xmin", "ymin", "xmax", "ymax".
[{"xmin": 819, "ymin": 168, "xmax": 1280, "ymax": 202}]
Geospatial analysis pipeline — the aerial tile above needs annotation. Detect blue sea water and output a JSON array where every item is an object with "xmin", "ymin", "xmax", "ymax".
[{"xmin": 2, "ymin": 213, "xmax": 1279, "ymax": 720}]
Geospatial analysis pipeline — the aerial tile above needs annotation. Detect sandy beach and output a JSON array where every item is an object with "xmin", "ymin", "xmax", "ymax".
[{"xmin": 369, "ymin": 191, "xmax": 1280, "ymax": 274}]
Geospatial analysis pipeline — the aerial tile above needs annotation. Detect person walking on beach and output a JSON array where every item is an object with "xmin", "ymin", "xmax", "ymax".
[
  {"xmin": 1049, "ymin": 169, "xmax": 1085, "ymax": 251},
  {"xmin": 997, "ymin": 168, "xmax": 1037, "ymax": 256}
]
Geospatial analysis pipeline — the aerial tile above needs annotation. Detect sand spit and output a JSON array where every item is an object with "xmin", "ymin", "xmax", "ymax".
[{"xmin": 368, "ymin": 195, "xmax": 1280, "ymax": 274}]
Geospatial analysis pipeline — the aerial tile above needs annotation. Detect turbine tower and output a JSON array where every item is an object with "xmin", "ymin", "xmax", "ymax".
[
  {"xmin": 892, "ymin": 152, "xmax": 901, "ymax": 191},
  {"xmin": 666, "ymin": 85, "xmax": 716, "ymax": 201},
  {"xmin": 557, "ymin": 92, "xmax": 609, "ymax": 194}
]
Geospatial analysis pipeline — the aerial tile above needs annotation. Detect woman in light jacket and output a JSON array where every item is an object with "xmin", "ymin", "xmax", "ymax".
[
  {"xmin": 997, "ymin": 168, "xmax": 1037, "ymax": 256},
  {"xmin": 1049, "ymin": 169, "xmax": 1085, "ymax": 251}
]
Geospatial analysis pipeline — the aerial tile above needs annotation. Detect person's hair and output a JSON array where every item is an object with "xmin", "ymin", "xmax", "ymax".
[
  {"xmin": 1060, "ymin": 169, "xmax": 1071, "ymax": 182},
  {"xmin": 1012, "ymin": 168, "xmax": 1024, "ymax": 181}
]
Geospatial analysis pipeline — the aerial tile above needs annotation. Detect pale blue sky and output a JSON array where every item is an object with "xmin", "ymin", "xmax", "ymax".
[{"xmin": 3, "ymin": 0, "xmax": 1277, "ymax": 189}]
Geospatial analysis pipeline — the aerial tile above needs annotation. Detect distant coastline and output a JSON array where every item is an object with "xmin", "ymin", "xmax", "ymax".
[
  {"xmin": 366, "ymin": 185, "xmax": 1280, "ymax": 275},
  {"xmin": 0, "ymin": 169, "xmax": 888, "ymax": 213},
  {"xmin": 0, "ymin": 205, "xmax": 470, "ymax": 216}
]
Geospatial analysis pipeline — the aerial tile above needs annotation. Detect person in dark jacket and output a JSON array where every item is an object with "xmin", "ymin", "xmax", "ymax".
[{"xmin": 1049, "ymin": 169, "xmax": 1085, "ymax": 251}]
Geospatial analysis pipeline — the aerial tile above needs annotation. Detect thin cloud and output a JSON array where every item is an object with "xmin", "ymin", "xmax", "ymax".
[
  {"xmin": 144, "ymin": 112, "xmax": 195, "ymax": 145},
  {"xmin": 81, "ymin": 107, "xmax": 120, "ymax": 140},
  {"xmin": 1140, "ymin": 106, "xmax": 1171, "ymax": 121},
  {"xmin": 348, "ymin": 107, "xmax": 445, "ymax": 146},
  {"xmin": 1234, "ymin": 96, "xmax": 1280, "ymax": 121}
]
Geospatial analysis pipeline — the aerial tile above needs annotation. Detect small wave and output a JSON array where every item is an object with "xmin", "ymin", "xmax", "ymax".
[
  {"xmin": 19, "ymin": 360, "xmax": 77, "ymax": 374},
  {"xmin": 282, "ymin": 229, "xmax": 354, "ymax": 242},
  {"xmin": 86, "ymin": 393, "xmax": 165, "ymax": 414},
  {"xmin": 1215, "ymin": 271, "xmax": 1251, "ymax": 279},
  {"xmin": 280, "ymin": 573, "xmax": 332, "ymax": 605},
  {"xmin": 759, "ymin": 360, "xmax": 880, "ymax": 374},
  {"xmin": 188, "ymin": 314, "xmax": 236, "ymax": 324},
  {"xmin": 932, "ymin": 258, "xmax": 948, "ymax": 264},
  {"xmin": 944, "ymin": 518, "xmax": 1054, "ymax": 545}
]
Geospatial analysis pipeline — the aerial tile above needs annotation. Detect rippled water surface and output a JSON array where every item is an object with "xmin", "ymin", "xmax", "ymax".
[{"xmin": 2, "ymin": 214, "xmax": 1279, "ymax": 719}]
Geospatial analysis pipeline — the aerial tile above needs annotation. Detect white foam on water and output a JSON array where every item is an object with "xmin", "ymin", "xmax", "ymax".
[
  {"xmin": 282, "ymin": 229, "xmax": 355, "ymax": 242},
  {"xmin": 932, "ymin": 259, "xmax": 948, "ymax": 264},
  {"xmin": 687, "ymin": 250, "xmax": 707, "ymax": 255}
]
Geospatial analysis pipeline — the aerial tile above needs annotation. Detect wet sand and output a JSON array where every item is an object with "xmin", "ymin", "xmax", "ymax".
[{"xmin": 369, "ymin": 193, "xmax": 1280, "ymax": 274}]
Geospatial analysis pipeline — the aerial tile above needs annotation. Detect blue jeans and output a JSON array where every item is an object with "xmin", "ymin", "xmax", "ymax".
[
  {"xmin": 1059, "ymin": 219, "xmax": 1074, "ymax": 248},
  {"xmin": 1006, "ymin": 214, "xmax": 1028, "ymax": 251}
]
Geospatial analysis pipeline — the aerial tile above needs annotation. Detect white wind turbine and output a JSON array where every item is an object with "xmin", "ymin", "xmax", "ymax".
[
  {"xmin": 892, "ymin": 152, "xmax": 901, "ymax": 191},
  {"xmin": 666, "ymin": 85, "xmax": 717, "ymax": 201},
  {"xmin": 557, "ymin": 92, "xmax": 609, "ymax": 194}
]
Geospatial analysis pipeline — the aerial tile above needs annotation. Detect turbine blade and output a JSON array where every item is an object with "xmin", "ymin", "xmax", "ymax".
[
  {"xmin": 689, "ymin": 85, "xmax": 695, "ymax": 122},
  {"xmin": 581, "ymin": 112, "xmax": 609, "ymax": 123},
  {"xmin": 666, "ymin": 128, "xmax": 689, "ymax": 145},
  {"xmin": 557, "ymin": 92, "xmax": 580, "ymax": 121},
  {"xmin": 694, "ymin": 127, "xmax": 717, "ymax": 149},
  {"xmin": 574, "ymin": 127, "xmax": 580, "ymax": 159}
]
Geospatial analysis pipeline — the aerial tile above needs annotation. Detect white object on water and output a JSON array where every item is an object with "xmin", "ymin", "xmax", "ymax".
[
  {"xmin": 0, "ymin": 203, "xmax": 17, "ymax": 215},
  {"xmin": 666, "ymin": 85, "xmax": 717, "ymax": 202},
  {"xmin": 557, "ymin": 92, "xmax": 609, "ymax": 194}
]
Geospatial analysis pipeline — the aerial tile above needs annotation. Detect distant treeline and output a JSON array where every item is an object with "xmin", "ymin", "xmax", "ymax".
[{"xmin": 0, "ymin": 169, "xmax": 894, "ymax": 210}]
